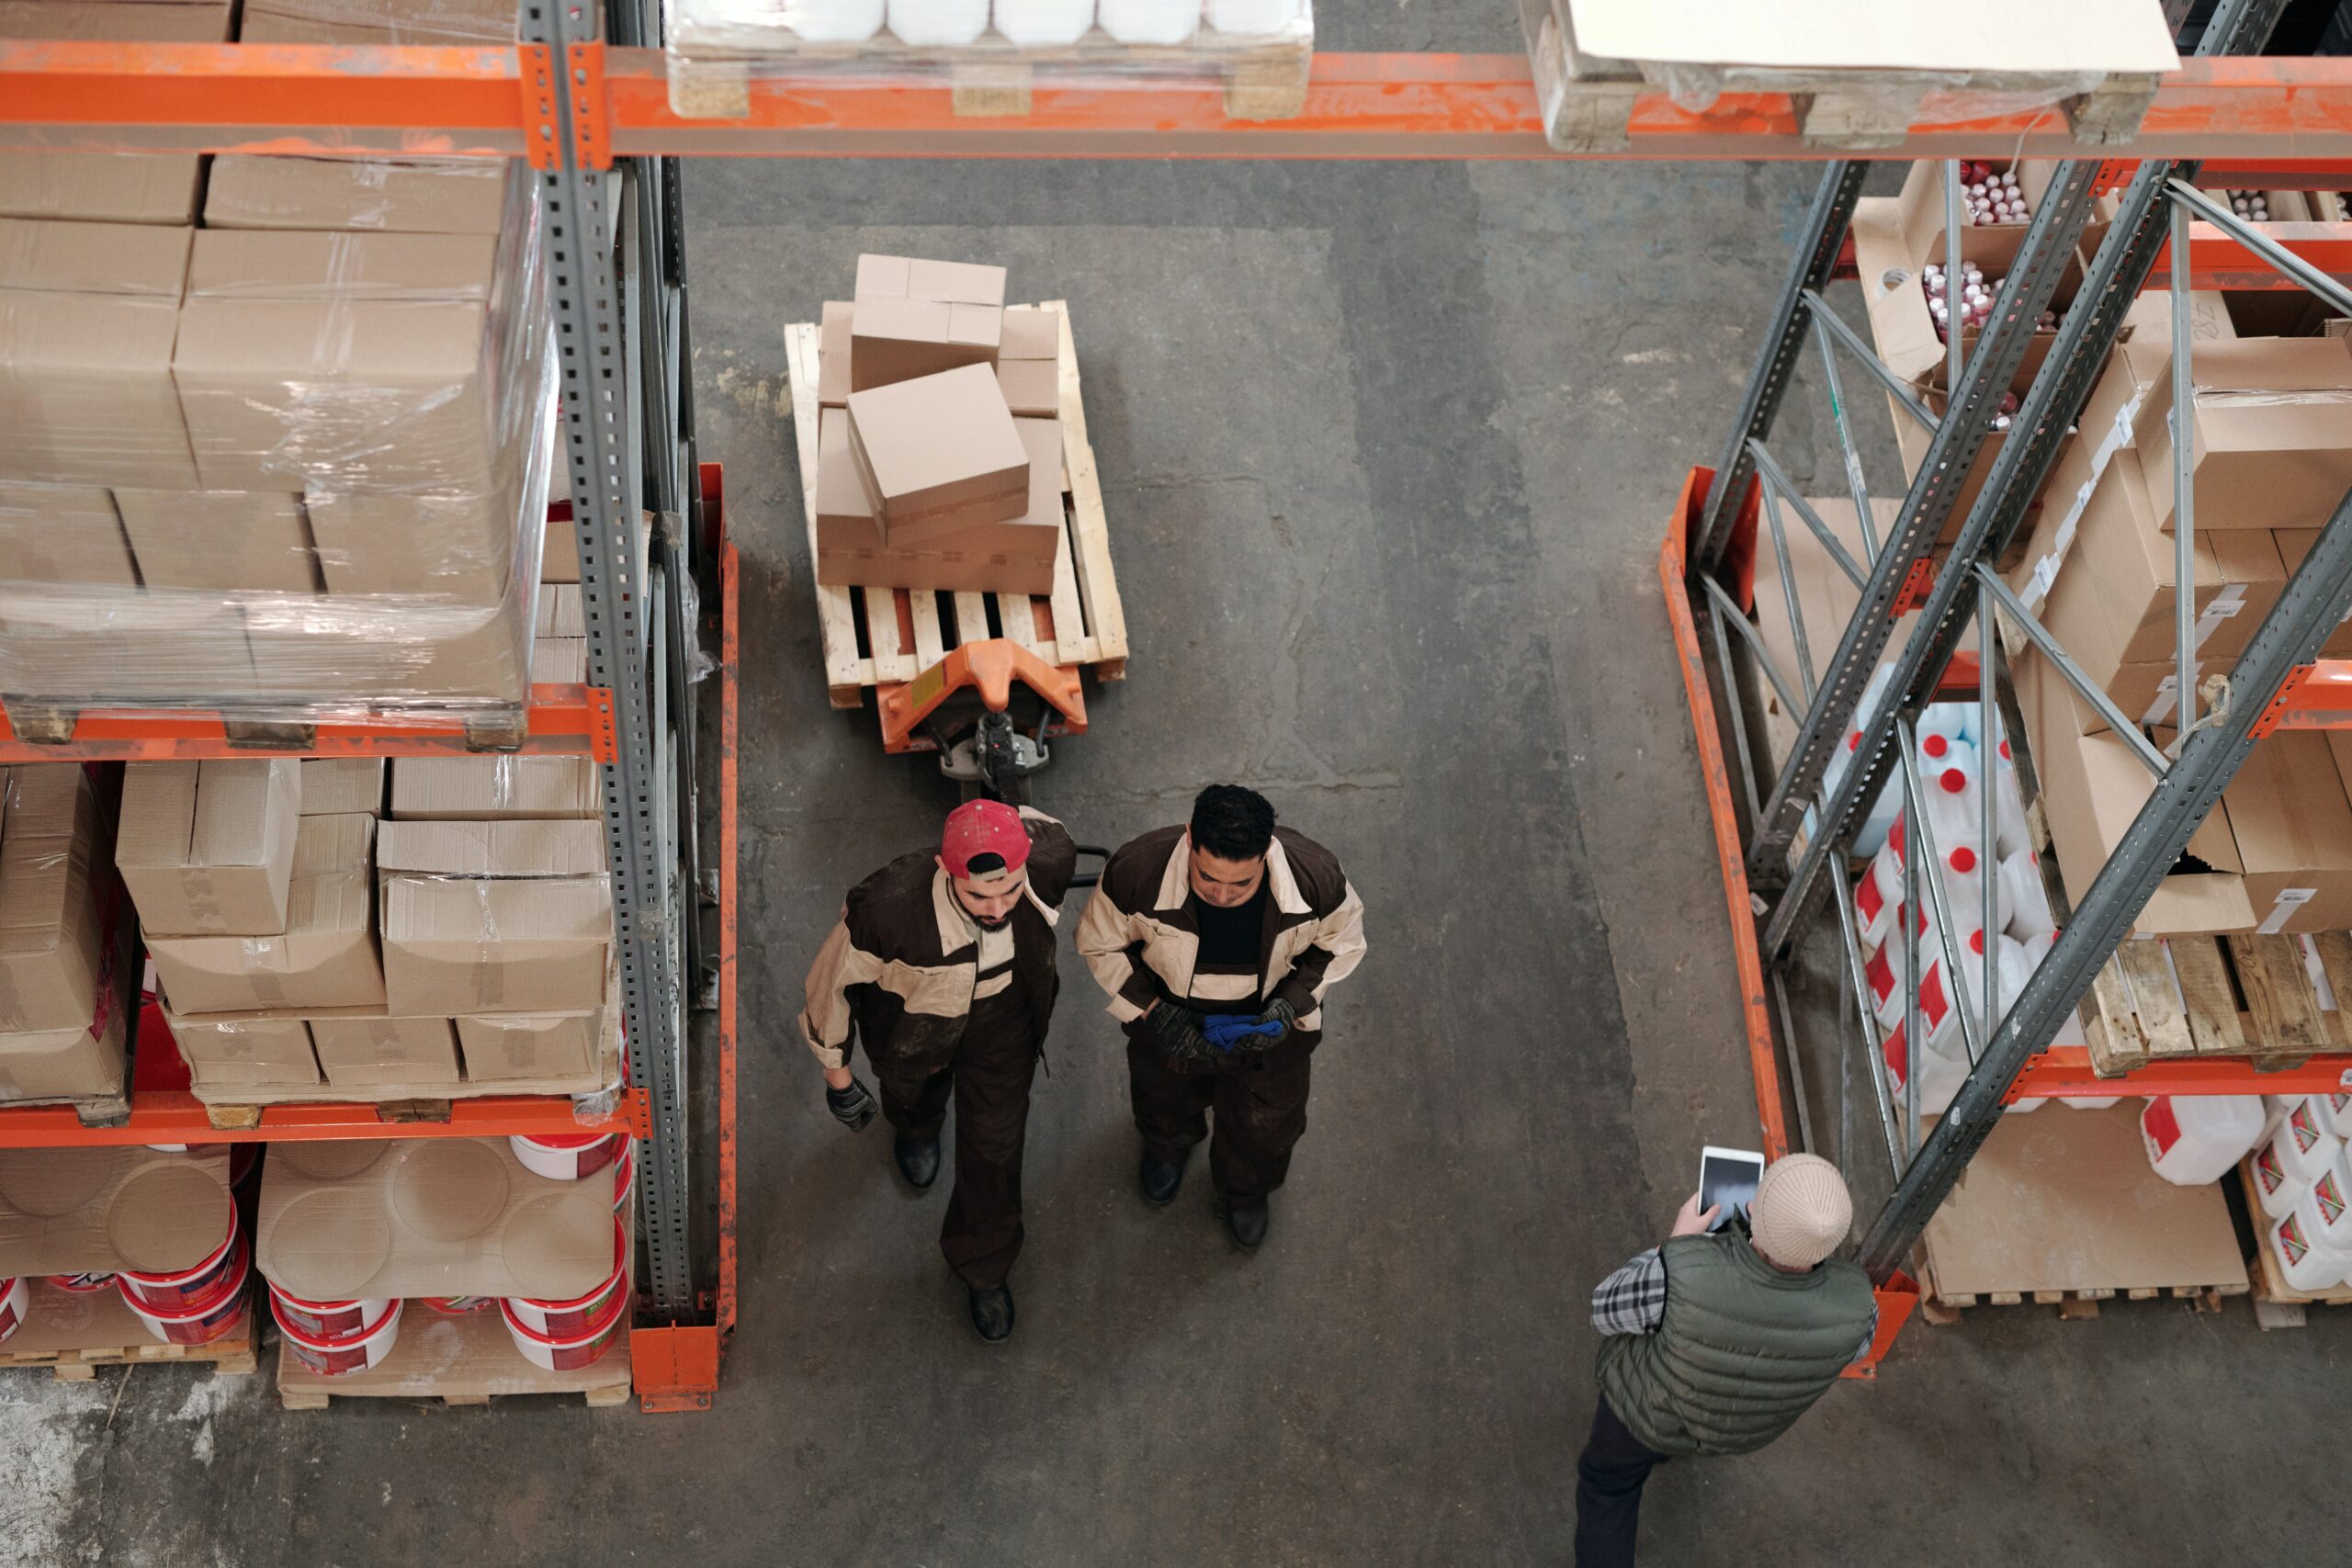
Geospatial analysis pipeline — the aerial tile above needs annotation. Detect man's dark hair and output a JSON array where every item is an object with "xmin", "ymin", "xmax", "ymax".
[{"xmin": 1190, "ymin": 784, "xmax": 1277, "ymax": 861}]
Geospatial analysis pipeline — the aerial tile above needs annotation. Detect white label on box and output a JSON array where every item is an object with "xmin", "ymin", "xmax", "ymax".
[
  {"xmin": 2026, "ymin": 553, "xmax": 2061, "ymax": 613},
  {"xmin": 2139, "ymin": 670, "xmax": 2198, "ymax": 728},
  {"xmin": 2257, "ymin": 887, "xmax": 2318, "ymax": 936},
  {"xmin": 2192, "ymin": 583, "xmax": 2248, "ymax": 650}
]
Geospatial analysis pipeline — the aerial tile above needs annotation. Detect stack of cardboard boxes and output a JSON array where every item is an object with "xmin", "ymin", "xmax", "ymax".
[
  {"xmin": 0, "ymin": 74, "xmax": 552, "ymax": 715},
  {"xmin": 812, "ymin": 254, "xmax": 1069, "ymax": 597},
  {"xmin": 0, "ymin": 765, "xmax": 131, "ymax": 1104},
  {"xmin": 120, "ymin": 752, "xmax": 613, "ymax": 1101}
]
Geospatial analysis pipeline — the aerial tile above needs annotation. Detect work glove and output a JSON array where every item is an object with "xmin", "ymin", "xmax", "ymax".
[
  {"xmin": 1141, "ymin": 1002, "xmax": 1221, "ymax": 1066},
  {"xmin": 825, "ymin": 1077, "xmax": 878, "ymax": 1133},
  {"xmin": 1203, "ymin": 1013, "xmax": 1285, "ymax": 1052},
  {"xmin": 1239, "ymin": 998, "xmax": 1297, "ymax": 1052}
]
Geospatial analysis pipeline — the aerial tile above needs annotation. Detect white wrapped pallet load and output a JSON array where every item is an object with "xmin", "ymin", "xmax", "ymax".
[
  {"xmin": 2141, "ymin": 1094, "xmax": 2263, "ymax": 1186},
  {"xmin": 888, "ymin": 0, "xmax": 989, "ymax": 43},
  {"xmin": 791, "ymin": 0, "xmax": 888, "ymax": 39},
  {"xmin": 994, "ymin": 0, "xmax": 1095, "ymax": 43},
  {"xmin": 1205, "ymin": 0, "xmax": 1298, "ymax": 31},
  {"xmin": 1098, "ymin": 0, "xmax": 1197, "ymax": 43}
]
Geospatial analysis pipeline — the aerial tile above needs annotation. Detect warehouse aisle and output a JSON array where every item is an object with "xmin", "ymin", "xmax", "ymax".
[{"xmin": 16, "ymin": 49, "xmax": 2352, "ymax": 1568}]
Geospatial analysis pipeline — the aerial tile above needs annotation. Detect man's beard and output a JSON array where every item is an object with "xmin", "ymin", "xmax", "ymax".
[{"xmin": 971, "ymin": 909, "xmax": 1014, "ymax": 931}]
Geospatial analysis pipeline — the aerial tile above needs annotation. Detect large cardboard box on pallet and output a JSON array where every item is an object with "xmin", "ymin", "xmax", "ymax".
[
  {"xmin": 2133, "ymin": 335, "xmax": 2352, "ymax": 535},
  {"xmin": 117, "ymin": 760, "xmax": 302, "ymax": 938},
  {"xmin": 2218, "ymin": 732, "xmax": 2352, "ymax": 935},
  {"xmin": 845, "ymin": 364, "xmax": 1031, "ymax": 546},
  {"xmin": 456, "ymin": 1009, "xmax": 601, "ymax": 1082},
  {"xmin": 993, "ymin": 305, "xmax": 1061, "ymax": 418},
  {"xmin": 0, "ymin": 219, "xmax": 199, "ymax": 491},
  {"xmin": 238, "ymin": 0, "xmax": 513, "ymax": 44},
  {"xmin": 147, "ymin": 813, "xmax": 384, "ymax": 1015},
  {"xmin": 849, "ymin": 254, "xmax": 1007, "ymax": 393},
  {"xmin": 0, "ymin": 0, "xmax": 232, "ymax": 39},
  {"xmin": 0, "ymin": 1145, "xmax": 232, "ymax": 1279},
  {"xmin": 0, "ymin": 485, "xmax": 139, "ymax": 588},
  {"xmin": 815, "ymin": 406, "xmax": 1063, "ymax": 597},
  {"xmin": 203, "ymin": 157, "xmax": 516, "ymax": 236},
  {"xmin": 0, "ymin": 764, "xmax": 107, "ymax": 1036},
  {"xmin": 112, "ymin": 490, "xmax": 320, "ymax": 594},
  {"xmin": 300, "ymin": 759, "xmax": 385, "ymax": 817},
  {"xmin": 377, "ymin": 818, "xmax": 612, "ymax": 1016},
  {"xmin": 309, "ymin": 1016, "xmax": 461, "ymax": 1090},
  {"xmin": 0, "ymin": 152, "xmax": 205, "ymax": 226},
  {"xmin": 165, "ymin": 1013, "xmax": 322, "ymax": 1093},
  {"xmin": 389, "ymin": 756, "xmax": 599, "ymax": 821}
]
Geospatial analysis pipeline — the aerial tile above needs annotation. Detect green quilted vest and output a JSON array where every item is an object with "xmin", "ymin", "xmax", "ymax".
[{"xmin": 1595, "ymin": 1231, "xmax": 1875, "ymax": 1458}]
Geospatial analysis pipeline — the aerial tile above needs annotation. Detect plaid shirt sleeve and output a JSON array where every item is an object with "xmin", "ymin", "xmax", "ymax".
[
  {"xmin": 1589, "ymin": 1248, "xmax": 1668, "ymax": 1337},
  {"xmin": 1851, "ymin": 1301, "xmax": 1880, "ymax": 1365}
]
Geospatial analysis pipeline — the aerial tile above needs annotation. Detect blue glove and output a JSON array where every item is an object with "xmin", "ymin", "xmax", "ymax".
[{"xmin": 1203, "ymin": 1013, "xmax": 1285, "ymax": 1052}]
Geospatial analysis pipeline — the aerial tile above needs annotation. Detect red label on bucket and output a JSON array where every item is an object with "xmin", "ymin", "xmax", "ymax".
[{"xmin": 2143, "ymin": 1097, "xmax": 2182, "ymax": 1159}]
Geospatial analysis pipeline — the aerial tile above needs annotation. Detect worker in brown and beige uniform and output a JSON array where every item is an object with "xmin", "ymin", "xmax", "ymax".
[
  {"xmin": 800, "ymin": 799, "xmax": 1077, "ymax": 1343},
  {"xmin": 1077, "ymin": 784, "xmax": 1366, "ymax": 1250}
]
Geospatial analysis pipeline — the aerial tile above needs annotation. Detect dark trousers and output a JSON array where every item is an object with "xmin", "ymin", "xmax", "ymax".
[
  {"xmin": 1574, "ymin": 1398, "xmax": 1666, "ymax": 1567},
  {"xmin": 873, "ymin": 998, "xmax": 1038, "ymax": 1291},
  {"xmin": 1125, "ymin": 1038, "xmax": 1314, "ymax": 1204}
]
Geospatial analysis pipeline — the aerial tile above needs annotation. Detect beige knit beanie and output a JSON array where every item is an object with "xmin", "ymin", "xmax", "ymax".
[{"xmin": 1749, "ymin": 1154, "xmax": 1851, "ymax": 1269}]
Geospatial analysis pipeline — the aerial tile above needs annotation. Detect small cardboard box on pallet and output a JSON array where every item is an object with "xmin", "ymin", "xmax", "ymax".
[
  {"xmin": 389, "ymin": 755, "xmax": 599, "ymax": 821},
  {"xmin": 0, "ymin": 0, "xmax": 232, "ymax": 41},
  {"xmin": 2219, "ymin": 732, "xmax": 2352, "ymax": 935},
  {"xmin": 848, "ymin": 254, "xmax": 1008, "ymax": 392},
  {"xmin": 377, "ymin": 818, "xmax": 612, "ymax": 1015},
  {"xmin": 0, "ymin": 152, "xmax": 205, "ymax": 226},
  {"xmin": 238, "ymin": 0, "xmax": 514, "ymax": 44},
  {"xmin": 0, "ymin": 1145, "xmax": 232, "ymax": 1279},
  {"xmin": 203, "ymin": 157, "xmax": 516, "ymax": 236},
  {"xmin": 819, "ymin": 299, "xmax": 853, "ymax": 408},
  {"xmin": 117, "ymin": 760, "xmax": 302, "ymax": 938},
  {"xmin": 995, "ymin": 304, "xmax": 1061, "ymax": 418},
  {"xmin": 309, "ymin": 1016, "xmax": 461, "ymax": 1090},
  {"xmin": 457, "ymin": 1009, "xmax": 602, "ymax": 1082},
  {"xmin": 0, "ymin": 764, "xmax": 107, "ymax": 1036},
  {"xmin": 2132, "ymin": 334, "xmax": 2352, "ymax": 535},
  {"xmin": 255, "ymin": 1136, "xmax": 611, "ymax": 1301},
  {"xmin": 300, "ymin": 759, "xmax": 385, "ymax": 818},
  {"xmin": 815, "ymin": 406, "xmax": 1064, "ymax": 597},
  {"xmin": 845, "ymin": 364, "xmax": 1031, "ymax": 547},
  {"xmin": 112, "ymin": 491, "xmax": 320, "ymax": 595},
  {"xmin": 165, "ymin": 1014, "xmax": 322, "ymax": 1093},
  {"xmin": 147, "ymin": 813, "xmax": 385, "ymax": 1015},
  {"xmin": 0, "ymin": 485, "xmax": 139, "ymax": 587}
]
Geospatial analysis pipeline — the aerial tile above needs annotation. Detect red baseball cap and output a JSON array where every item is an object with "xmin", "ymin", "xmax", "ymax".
[{"xmin": 940, "ymin": 800, "xmax": 1031, "ymax": 880}]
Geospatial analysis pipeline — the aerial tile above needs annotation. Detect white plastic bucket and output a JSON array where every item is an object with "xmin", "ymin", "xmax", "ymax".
[
  {"xmin": 611, "ymin": 1144, "xmax": 635, "ymax": 1215},
  {"xmin": 786, "ymin": 0, "xmax": 887, "ymax": 41},
  {"xmin": 888, "ymin": 0, "xmax": 989, "ymax": 44},
  {"xmin": 266, "ymin": 1281, "xmax": 390, "ymax": 1340},
  {"xmin": 2264, "ymin": 1099, "xmax": 2343, "ymax": 1185},
  {"xmin": 506, "ymin": 1219, "xmax": 628, "ymax": 1337},
  {"xmin": 118, "ymin": 1202, "xmax": 240, "ymax": 1313},
  {"xmin": 2141, "ymin": 1095, "xmax": 2265, "ymax": 1186},
  {"xmin": 501, "ymin": 1277, "xmax": 631, "ymax": 1371},
  {"xmin": 420, "ymin": 1296, "xmax": 498, "ymax": 1315},
  {"xmin": 45, "ymin": 1271, "xmax": 115, "ymax": 1292},
  {"xmin": 119, "ymin": 1239, "xmax": 248, "ymax": 1347},
  {"xmin": 274, "ymin": 1295, "xmax": 401, "ymax": 1378},
  {"xmin": 1098, "ymin": 0, "xmax": 1197, "ymax": 44},
  {"xmin": 995, "ymin": 0, "xmax": 1095, "ymax": 44},
  {"xmin": 0, "ymin": 1274, "xmax": 24, "ymax": 1348},
  {"xmin": 2274, "ymin": 1194, "xmax": 2352, "ymax": 1293},
  {"xmin": 510, "ymin": 1133, "xmax": 625, "ymax": 1183}
]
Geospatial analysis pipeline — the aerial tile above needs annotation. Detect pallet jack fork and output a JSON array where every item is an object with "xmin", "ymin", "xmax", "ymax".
[{"xmin": 876, "ymin": 637, "xmax": 1089, "ymax": 803}]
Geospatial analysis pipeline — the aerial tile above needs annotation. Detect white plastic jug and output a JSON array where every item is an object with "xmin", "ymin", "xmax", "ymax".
[
  {"xmin": 2274, "ymin": 1193, "xmax": 2352, "ymax": 1293},
  {"xmin": 2265, "ymin": 1098, "xmax": 2344, "ymax": 1184},
  {"xmin": 1204, "ymin": 0, "xmax": 1298, "ymax": 31},
  {"xmin": 2309, "ymin": 1146, "xmax": 2352, "ymax": 1253},
  {"xmin": 1099, "ymin": 0, "xmax": 1198, "ymax": 42},
  {"xmin": 889, "ymin": 0, "xmax": 990, "ymax": 43},
  {"xmin": 2141, "ymin": 1094, "xmax": 2264, "ymax": 1186},
  {"xmin": 2312, "ymin": 1089, "xmax": 2352, "ymax": 1142},
  {"xmin": 1882, "ymin": 1016, "xmax": 1967, "ymax": 1114},
  {"xmin": 1940, "ymin": 843, "xmax": 2013, "ymax": 938},
  {"xmin": 1999, "ymin": 848, "xmax": 2057, "ymax": 942},
  {"xmin": 1989, "ymin": 737, "xmax": 2030, "ymax": 860},
  {"xmin": 995, "ymin": 0, "xmax": 1096, "ymax": 41},
  {"xmin": 790, "ymin": 0, "xmax": 889, "ymax": 39},
  {"xmin": 1864, "ymin": 918, "xmax": 1951, "ymax": 1034},
  {"xmin": 1855, "ymin": 830, "xmax": 1904, "ymax": 951},
  {"xmin": 2252, "ymin": 1130, "xmax": 2309, "ymax": 1220}
]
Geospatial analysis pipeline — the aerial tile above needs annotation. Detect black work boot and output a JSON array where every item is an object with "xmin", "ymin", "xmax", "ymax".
[
  {"xmin": 1137, "ymin": 1147, "xmax": 1189, "ymax": 1207},
  {"xmin": 1221, "ymin": 1198, "xmax": 1269, "ymax": 1251},
  {"xmin": 968, "ymin": 1283, "xmax": 1015, "ymax": 1344},
  {"xmin": 894, "ymin": 1133, "xmax": 941, "ymax": 1191}
]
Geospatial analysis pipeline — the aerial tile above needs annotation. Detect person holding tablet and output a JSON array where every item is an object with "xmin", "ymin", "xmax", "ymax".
[{"xmin": 1574, "ymin": 1153, "xmax": 1878, "ymax": 1566}]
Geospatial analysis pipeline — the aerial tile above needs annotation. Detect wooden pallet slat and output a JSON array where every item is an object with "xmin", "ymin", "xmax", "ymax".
[
  {"xmin": 1045, "ymin": 299, "xmax": 1127, "ymax": 676},
  {"xmin": 2228, "ymin": 933, "xmax": 2331, "ymax": 1058},
  {"xmin": 2116, "ymin": 940, "xmax": 2193, "ymax": 1058},
  {"xmin": 2311, "ymin": 932, "xmax": 2352, "ymax": 1049},
  {"xmin": 2166, "ymin": 936, "xmax": 2248, "ymax": 1055},
  {"xmin": 0, "ymin": 1280, "xmax": 257, "ymax": 1381}
]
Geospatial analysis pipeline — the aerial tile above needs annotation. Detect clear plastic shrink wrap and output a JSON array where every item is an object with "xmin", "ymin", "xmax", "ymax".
[{"xmin": 0, "ymin": 160, "xmax": 557, "ymax": 721}]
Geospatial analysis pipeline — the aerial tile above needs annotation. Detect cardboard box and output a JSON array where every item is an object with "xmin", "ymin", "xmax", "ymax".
[
  {"xmin": 0, "ymin": 219, "xmax": 198, "ymax": 491},
  {"xmin": 0, "ymin": 592, "xmax": 260, "ymax": 705},
  {"xmin": 537, "ymin": 583, "xmax": 584, "ymax": 638},
  {"xmin": 0, "ymin": 1010, "xmax": 126, "ymax": 1102},
  {"xmin": 846, "ymin": 365, "xmax": 1030, "ymax": 546},
  {"xmin": 2273, "ymin": 527, "xmax": 2352, "ymax": 659},
  {"xmin": 457, "ymin": 1010, "xmax": 600, "ymax": 1082},
  {"xmin": 849, "ymin": 295, "xmax": 1002, "ymax": 393},
  {"xmin": 0, "ymin": 0, "xmax": 231, "ymax": 40},
  {"xmin": 2219, "ymin": 732, "xmax": 2352, "ymax": 934},
  {"xmin": 113, "ymin": 490, "xmax": 320, "ymax": 594},
  {"xmin": 308, "ymin": 1015, "xmax": 460, "ymax": 1089},
  {"xmin": 815, "ymin": 408, "xmax": 1064, "ymax": 597},
  {"xmin": 0, "ymin": 484, "xmax": 139, "ymax": 587},
  {"xmin": 0, "ymin": 1145, "xmax": 232, "ymax": 1278},
  {"xmin": 304, "ymin": 485, "xmax": 518, "ymax": 607},
  {"xmin": 995, "ymin": 358, "xmax": 1059, "ymax": 420},
  {"xmin": 238, "ymin": 0, "xmax": 512, "ymax": 43},
  {"xmin": 0, "ymin": 152, "xmax": 204, "ymax": 225},
  {"xmin": 1850, "ymin": 191, "xmax": 2088, "ymax": 395},
  {"xmin": 378, "ymin": 818, "xmax": 612, "ymax": 1015},
  {"xmin": 242, "ymin": 592, "xmax": 531, "ymax": 709},
  {"xmin": 148, "ymin": 813, "xmax": 383, "ymax": 1015},
  {"xmin": 541, "ymin": 502, "xmax": 579, "ymax": 584},
  {"xmin": 819, "ymin": 299, "xmax": 852, "ymax": 408},
  {"xmin": 164, "ymin": 1012, "xmax": 321, "ymax": 1091},
  {"xmin": 1000, "ymin": 304, "xmax": 1059, "ymax": 361},
  {"xmin": 2132, "ymin": 335, "xmax": 2352, "ymax": 533},
  {"xmin": 174, "ymin": 230, "xmax": 503, "ymax": 495},
  {"xmin": 300, "ymin": 758, "xmax": 384, "ymax": 817},
  {"xmin": 254, "ymin": 1136, "xmax": 613, "ymax": 1301},
  {"xmin": 116, "ymin": 760, "xmax": 301, "ymax": 937},
  {"xmin": 0, "ymin": 764, "xmax": 106, "ymax": 1035},
  {"xmin": 203, "ymin": 157, "xmax": 514, "ymax": 235},
  {"xmin": 854, "ymin": 254, "xmax": 1006, "ymax": 308},
  {"xmin": 390, "ymin": 756, "xmax": 599, "ymax": 821},
  {"xmin": 2019, "ymin": 651, "xmax": 2253, "ymax": 935},
  {"xmin": 532, "ymin": 637, "xmax": 587, "ymax": 683}
]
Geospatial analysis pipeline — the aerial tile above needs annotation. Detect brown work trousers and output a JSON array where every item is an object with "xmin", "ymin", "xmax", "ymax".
[
  {"xmin": 873, "ymin": 991, "xmax": 1039, "ymax": 1290},
  {"xmin": 1125, "ymin": 1034, "xmax": 1317, "ymax": 1205}
]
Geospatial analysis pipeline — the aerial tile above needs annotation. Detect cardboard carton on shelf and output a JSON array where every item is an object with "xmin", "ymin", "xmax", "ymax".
[
  {"xmin": 457, "ymin": 1008, "xmax": 602, "ymax": 1082},
  {"xmin": 0, "ymin": 484, "xmax": 140, "ymax": 588},
  {"xmin": 0, "ymin": 1145, "xmax": 232, "ymax": 1279},
  {"xmin": 117, "ymin": 760, "xmax": 302, "ymax": 938},
  {"xmin": 376, "ymin": 818, "xmax": 612, "ymax": 1016},
  {"xmin": 2220, "ymin": 731, "xmax": 2352, "ymax": 935},
  {"xmin": 0, "ymin": 218, "xmax": 199, "ymax": 491},
  {"xmin": 532, "ymin": 637, "xmax": 587, "ymax": 683},
  {"xmin": 112, "ymin": 490, "xmax": 321, "ymax": 595},
  {"xmin": 202, "ymin": 157, "xmax": 517, "ymax": 236},
  {"xmin": 815, "ymin": 407, "xmax": 1064, "ymax": 598},
  {"xmin": 238, "ymin": 0, "xmax": 514, "ymax": 44},
  {"xmin": 2128, "ymin": 333, "xmax": 2352, "ymax": 535},
  {"xmin": 0, "ymin": 0, "xmax": 232, "ymax": 39},
  {"xmin": 166, "ymin": 1013, "xmax": 322, "ymax": 1093},
  {"xmin": 300, "ymin": 759, "xmax": 386, "ymax": 818},
  {"xmin": 845, "ymin": 364, "xmax": 1031, "ymax": 547},
  {"xmin": 2273, "ymin": 528, "xmax": 2352, "ymax": 658},
  {"xmin": 305, "ymin": 482, "xmax": 525, "ymax": 607},
  {"xmin": 147, "ymin": 813, "xmax": 385, "ymax": 1015},
  {"xmin": 0, "ymin": 152, "xmax": 205, "ymax": 226},
  {"xmin": 2018, "ymin": 650, "xmax": 2254, "ymax": 936},
  {"xmin": 389, "ymin": 755, "xmax": 599, "ymax": 821},
  {"xmin": 848, "ymin": 254, "xmax": 1009, "ymax": 392},
  {"xmin": 537, "ymin": 583, "xmax": 584, "ymax": 638},
  {"xmin": 309, "ymin": 1015, "xmax": 461, "ymax": 1090},
  {"xmin": 0, "ymin": 763, "xmax": 107, "ymax": 1037},
  {"xmin": 255, "ymin": 1136, "xmax": 612, "ymax": 1302}
]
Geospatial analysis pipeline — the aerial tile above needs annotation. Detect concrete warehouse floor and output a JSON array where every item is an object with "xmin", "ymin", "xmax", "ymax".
[{"xmin": 11, "ymin": 11, "xmax": 2352, "ymax": 1566}]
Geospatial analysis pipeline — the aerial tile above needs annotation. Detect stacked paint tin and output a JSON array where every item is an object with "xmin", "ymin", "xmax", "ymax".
[
  {"xmin": 117, "ymin": 1203, "xmax": 249, "ymax": 1348},
  {"xmin": 500, "ymin": 1134, "xmax": 632, "ymax": 1371}
]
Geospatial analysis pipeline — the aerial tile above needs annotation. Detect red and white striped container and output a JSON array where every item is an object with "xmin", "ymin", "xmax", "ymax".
[
  {"xmin": 117, "ymin": 1204, "xmax": 240, "ymax": 1314},
  {"xmin": 46, "ymin": 1271, "xmax": 116, "ymax": 1293},
  {"xmin": 510, "ymin": 1133, "xmax": 624, "ymax": 1182},
  {"xmin": 273, "ymin": 1295, "xmax": 402, "ymax": 1377},
  {"xmin": 265, "ymin": 1281, "xmax": 389, "ymax": 1340},
  {"xmin": 611, "ymin": 1145, "xmax": 635, "ymax": 1215},
  {"xmin": 119, "ymin": 1239, "xmax": 248, "ymax": 1348},
  {"xmin": 504, "ymin": 1218, "xmax": 627, "ymax": 1337},
  {"xmin": 0, "ymin": 1275, "xmax": 25, "ymax": 1347},
  {"xmin": 501, "ymin": 1276, "xmax": 629, "ymax": 1371}
]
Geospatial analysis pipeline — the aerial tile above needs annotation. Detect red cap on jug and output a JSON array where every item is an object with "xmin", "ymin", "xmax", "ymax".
[
  {"xmin": 1922, "ymin": 733, "xmax": 1950, "ymax": 759},
  {"xmin": 1949, "ymin": 846, "xmax": 1976, "ymax": 874},
  {"xmin": 1939, "ymin": 768, "xmax": 1967, "ymax": 794}
]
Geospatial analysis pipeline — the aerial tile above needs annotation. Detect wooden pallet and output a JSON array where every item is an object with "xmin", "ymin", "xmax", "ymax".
[
  {"xmin": 783, "ymin": 299, "xmax": 1129, "ymax": 711},
  {"xmin": 0, "ymin": 1280, "xmax": 257, "ymax": 1381},
  {"xmin": 2083, "ymin": 931, "xmax": 2352, "ymax": 1077},
  {"xmin": 275, "ymin": 1303, "xmax": 631, "ymax": 1409},
  {"xmin": 2236, "ymin": 1158, "xmax": 2352, "ymax": 1330},
  {"xmin": 0, "ymin": 1089, "xmax": 130, "ymax": 1127},
  {"xmin": 0, "ymin": 699, "xmax": 537, "ymax": 751},
  {"xmin": 1919, "ymin": 1281, "xmax": 2236, "ymax": 1324}
]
